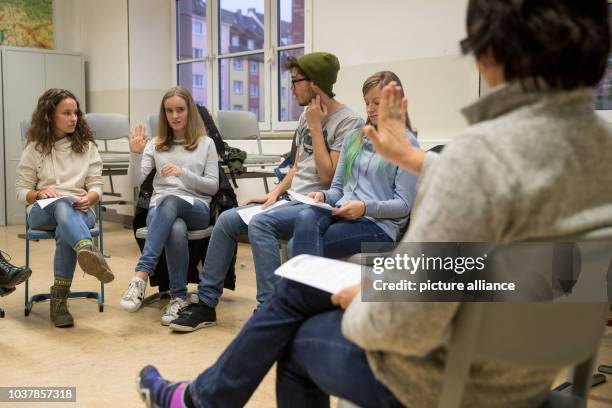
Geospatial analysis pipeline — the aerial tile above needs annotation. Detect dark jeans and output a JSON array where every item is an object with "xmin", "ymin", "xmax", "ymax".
[
  {"xmin": 288, "ymin": 207, "xmax": 393, "ymax": 258},
  {"xmin": 189, "ymin": 280, "xmax": 402, "ymax": 408}
]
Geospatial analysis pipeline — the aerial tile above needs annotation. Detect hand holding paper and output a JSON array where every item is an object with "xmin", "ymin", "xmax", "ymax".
[
  {"xmin": 36, "ymin": 195, "xmax": 79, "ymax": 209},
  {"xmin": 288, "ymin": 190, "xmax": 334, "ymax": 211},
  {"xmin": 237, "ymin": 200, "xmax": 290, "ymax": 225}
]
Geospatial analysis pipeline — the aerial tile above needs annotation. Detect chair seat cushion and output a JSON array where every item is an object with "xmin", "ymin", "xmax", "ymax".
[
  {"xmin": 100, "ymin": 152, "xmax": 130, "ymax": 164},
  {"xmin": 244, "ymin": 154, "xmax": 282, "ymax": 165},
  {"xmin": 135, "ymin": 226, "xmax": 213, "ymax": 240}
]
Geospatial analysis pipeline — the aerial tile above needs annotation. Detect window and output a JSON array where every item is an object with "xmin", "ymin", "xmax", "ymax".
[
  {"xmin": 174, "ymin": 0, "xmax": 309, "ymax": 129},
  {"xmin": 192, "ymin": 20, "xmax": 203, "ymax": 35},
  {"xmin": 192, "ymin": 48, "xmax": 204, "ymax": 58},
  {"xmin": 193, "ymin": 74, "xmax": 204, "ymax": 88},
  {"xmin": 233, "ymin": 80, "xmax": 243, "ymax": 95},
  {"xmin": 233, "ymin": 57, "xmax": 243, "ymax": 70},
  {"xmin": 250, "ymin": 83, "xmax": 258, "ymax": 97}
]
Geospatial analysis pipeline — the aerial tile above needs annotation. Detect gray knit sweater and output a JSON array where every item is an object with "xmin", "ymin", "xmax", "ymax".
[
  {"xmin": 128, "ymin": 136, "xmax": 218, "ymax": 207},
  {"xmin": 342, "ymin": 81, "xmax": 612, "ymax": 408}
]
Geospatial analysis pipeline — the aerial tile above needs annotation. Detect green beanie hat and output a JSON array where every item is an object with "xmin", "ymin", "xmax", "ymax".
[{"xmin": 296, "ymin": 52, "xmax": 340, "ymax": 97}]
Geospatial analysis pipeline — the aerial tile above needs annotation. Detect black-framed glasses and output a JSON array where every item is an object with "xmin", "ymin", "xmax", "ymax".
[{"xmin": 291, "ymin": 77, "xmax": 308, "ymax": 88}]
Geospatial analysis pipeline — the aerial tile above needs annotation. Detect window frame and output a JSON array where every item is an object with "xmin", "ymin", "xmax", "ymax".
[{"xmin": 171, "ymin": 0, "xmax": 312, "ymax": 132}]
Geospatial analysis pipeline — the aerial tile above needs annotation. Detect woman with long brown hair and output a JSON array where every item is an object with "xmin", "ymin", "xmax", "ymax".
[
  {"xmin": 16, "ymin": 88, "xmax": 113, "ymax": 328},
  {"xmin": 120, "ymin": 86, "xmax": 219, "ymax": 325}
]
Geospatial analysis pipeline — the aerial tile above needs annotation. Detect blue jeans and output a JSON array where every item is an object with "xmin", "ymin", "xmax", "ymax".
[
  {"xmin": 288, "ymin": 207, "xmax": 394, "ymax": 258},
  {"xmin": 136, "ymin": 195, "xmax": 210, "ymax": 299},
  {"xmin": 198, "ymin": 201, "xmax": 306, "ymax": 306},
  {"xmin": 189, "ymin": 280, "xmax": 402, "ymax": 408},
  {"xmin": 28, "ymin": 199, "xmax": 95, "ymax": 279}
]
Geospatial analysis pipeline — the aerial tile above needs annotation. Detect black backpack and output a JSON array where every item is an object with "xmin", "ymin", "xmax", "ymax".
[{"xmin": 132, "ymin": 105, "xmax": 238, "ymax": 292}]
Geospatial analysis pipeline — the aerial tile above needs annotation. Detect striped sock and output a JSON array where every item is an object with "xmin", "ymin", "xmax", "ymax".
[
  {"xmin": 74, "ymin": 239, "xmax": 93, "ymax": 254},
  {"xmin": 54, "ymin": 276, "xmax": 72, "ymax": 289}
]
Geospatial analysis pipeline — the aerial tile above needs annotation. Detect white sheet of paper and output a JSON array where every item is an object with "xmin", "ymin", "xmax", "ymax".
[
  {"xmin": 237, "ymin": 199, "xmax": 290, "ymax": 225},
  {"xmin": 174, "ymin": 195, "xmax": 195, "ymax": 205},
  {"xmin": 160, "ymin": 194, "xmax": 194, "ymax": 205},
  {"xmin": 36, "ymin": 196, "xmax": 79, "ymax": 209},
  {"xmin": 274, "ymin": 254, "xmax": 362, "ymax": 294},
  {"xmin": 287, "ymin": 190, "xmax": 334, "ymax": 211}
]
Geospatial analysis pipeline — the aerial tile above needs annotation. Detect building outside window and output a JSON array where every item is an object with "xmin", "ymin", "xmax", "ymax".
[
  {"xmin": 175, "ymin": 0, "xmax": 308, "ymax": 130},
  {"xmin": 233, "ymin": 80, "xmax": 243, "ymax": 95}
]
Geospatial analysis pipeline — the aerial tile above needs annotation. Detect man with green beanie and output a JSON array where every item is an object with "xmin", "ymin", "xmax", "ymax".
[{"xmin": 168, "ymin": 51, "xmax": 364, "ymax": 332}]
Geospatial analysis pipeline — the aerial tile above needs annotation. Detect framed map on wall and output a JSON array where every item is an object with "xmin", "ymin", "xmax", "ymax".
[{"xmin": 0, "ymin": 0, "xmax": 53, "ymax": 49}]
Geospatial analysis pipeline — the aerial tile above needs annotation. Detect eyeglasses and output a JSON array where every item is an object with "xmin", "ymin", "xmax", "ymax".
[{"xmin": 291, "ymin": 77, "xmax": 308, "ymax": 88}]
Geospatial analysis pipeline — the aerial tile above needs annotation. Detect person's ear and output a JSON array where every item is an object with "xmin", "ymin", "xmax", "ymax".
[{"xmin": 310, "ymin": 82, "xmax": 322, "ymax": 95}]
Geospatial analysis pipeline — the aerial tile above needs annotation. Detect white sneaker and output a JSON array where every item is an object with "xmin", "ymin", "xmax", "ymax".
[
  {"xmin": 120, "ymin": 277, "xmax": 147, "ymax": 312},
  {"xmin": 161, "ymin": 297, "xmax": 190, "ymax": 326}
]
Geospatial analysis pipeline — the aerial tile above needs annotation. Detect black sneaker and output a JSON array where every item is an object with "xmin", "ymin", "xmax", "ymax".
[{"xmin": 169, "ymin": 301, "xmax": 217, "ymax": 332}]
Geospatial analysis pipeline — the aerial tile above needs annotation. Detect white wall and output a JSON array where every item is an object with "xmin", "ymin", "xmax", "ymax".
[
  {"xmin": 129, "ymin": 0, "xmax": 173, "ymax": 124},
  {"xmin": 312, "ymin": 0, "xmax": 479, "ymax": 145}
]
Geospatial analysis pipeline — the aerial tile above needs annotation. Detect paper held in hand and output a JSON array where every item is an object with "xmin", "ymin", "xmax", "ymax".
[
  {"xmin": 274, "ymin": 254, "xmax": 362, "ymax": 294},
  {"xmin": 287, "ymin": 190, "xmax": 334, "ymax": 211},
  {"xmin": 237, "ymin": 199, "xmax": 290, "ymax": 225},
  {"xmin": 36, "ymin": 196, "xmax": 80, "ymax": 209}
]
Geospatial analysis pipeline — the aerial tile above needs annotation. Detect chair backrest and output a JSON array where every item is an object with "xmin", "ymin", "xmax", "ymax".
[
  {"xmin": 85, "ymin": 113, "xmax": 130, "ymax": 141},
  {"xmin": 146, "ymin": 114, "xmax": 158, "ymax": 139},
  {"xmin": 438, "ymin": 226, "xmax": 612, "ymax": 408},
  {"xmin": 215, "ymin": 110, "xmax": 260, "ymax": 141}
]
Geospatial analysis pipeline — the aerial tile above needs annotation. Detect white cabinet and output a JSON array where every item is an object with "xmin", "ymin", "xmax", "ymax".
[{"xmin": 0, "ymin": 47, "xmax": 85, "ymax": 225}]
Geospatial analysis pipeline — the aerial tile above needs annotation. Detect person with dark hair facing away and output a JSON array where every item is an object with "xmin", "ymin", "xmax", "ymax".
[
  {"xmin": 16, "ymin": 89, "xmax": 113, "ymax": 328},
  {"xmin": 137, "ymin": 0, "xmax": 612, "ymax": 406},
  {"xmin": 168, "ymin": 52, "xmax": 363, "ymax": 332},
  {"xmin": 288, "ymin": 71, "xmax": 419, "ymax": 260},
  {"xmin": 120, "ymin": 86, "xmax": 219, "ymax": 326}
]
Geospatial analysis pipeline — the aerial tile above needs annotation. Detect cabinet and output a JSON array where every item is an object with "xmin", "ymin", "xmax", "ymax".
[{"xmin": 0, "ymin": 47, "xmax": 85, "ymax": 225}]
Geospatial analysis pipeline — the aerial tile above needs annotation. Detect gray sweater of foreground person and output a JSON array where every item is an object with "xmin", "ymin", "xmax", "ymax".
[{"xmin": 342, "ymin": 80, "xmax": 612, "ymax": 408}]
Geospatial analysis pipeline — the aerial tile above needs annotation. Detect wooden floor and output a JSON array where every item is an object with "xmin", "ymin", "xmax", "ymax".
[{"xmin": 1, "ymin": 221, "xmax": 611, "ymax": 407}]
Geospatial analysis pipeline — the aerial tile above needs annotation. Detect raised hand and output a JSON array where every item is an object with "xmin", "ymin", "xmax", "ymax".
[
  {"xmin": 304, "ymin": 95, "xmax": 328, "ymax": 131},
  {"xmin": 364, "ymin": 82, "xmax": 425, "ymax": 175},
  {"xmin": 129, "ymin": 124, "xmax": 148, "ymax": 153}
]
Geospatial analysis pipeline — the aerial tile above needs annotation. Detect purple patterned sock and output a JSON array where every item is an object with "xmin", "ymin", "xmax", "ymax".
[{"xmin": 169, "ymin": 383, "xmax": 187, "ymax": 408}]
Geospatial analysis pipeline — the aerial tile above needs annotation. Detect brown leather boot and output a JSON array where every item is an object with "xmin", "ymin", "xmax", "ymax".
[{"xmin": 50, "ymin": 285, "xmax": 74, "ymax": 327}]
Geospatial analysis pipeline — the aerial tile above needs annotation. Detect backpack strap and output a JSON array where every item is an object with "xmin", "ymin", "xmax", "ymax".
[{"xmin": 197, "ymin": 105, "xmax": 239, "ymax": 188}]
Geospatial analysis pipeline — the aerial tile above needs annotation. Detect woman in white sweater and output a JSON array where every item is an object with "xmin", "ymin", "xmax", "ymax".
[
  {"xmin": 120, "ymin": 86, "xmax": 219, "ymax": 325},
  {"xmin": 16, "ymin": 88, "xmax": 113, "ymax": 328}
]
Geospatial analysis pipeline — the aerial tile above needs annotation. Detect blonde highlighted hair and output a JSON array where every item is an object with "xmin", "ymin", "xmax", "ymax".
[{"xmin": 155, "ymin": 86, "xmax": 206, "ymax": 151}]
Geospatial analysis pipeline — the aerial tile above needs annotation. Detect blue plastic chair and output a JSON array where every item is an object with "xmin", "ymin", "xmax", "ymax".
[{"xmin": 24, "ymin": 202, "xmax": 105, "ymax": 316}]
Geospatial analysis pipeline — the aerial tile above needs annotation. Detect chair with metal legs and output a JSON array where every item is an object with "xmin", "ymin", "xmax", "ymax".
[{"xmin": 24, "ymin": 202, "xmax": 105, "ymax": 316}]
